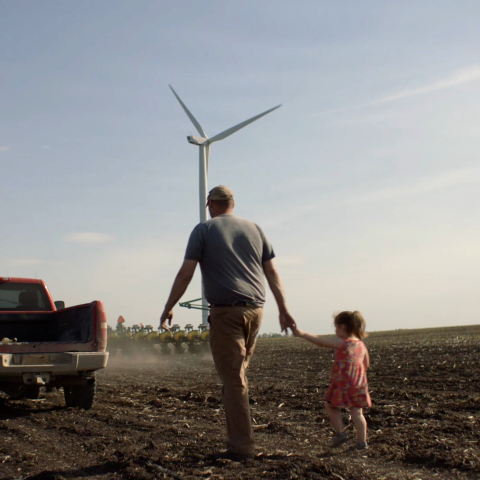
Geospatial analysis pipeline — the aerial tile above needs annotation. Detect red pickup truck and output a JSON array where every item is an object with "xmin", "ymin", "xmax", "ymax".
[{"xmin": 0, "ymin": 277, "xmax": 108, "ymax": 409}]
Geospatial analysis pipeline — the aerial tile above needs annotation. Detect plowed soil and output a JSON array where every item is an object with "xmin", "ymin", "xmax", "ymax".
[{"xmin": 1, "ymin": 325, "xmax": 479, "ymax": 480}]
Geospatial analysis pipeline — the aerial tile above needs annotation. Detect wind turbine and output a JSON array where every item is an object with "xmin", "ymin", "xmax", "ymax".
[{"xmin": 169, "ymin": 85, "xmax": 281, "ymax": 323}]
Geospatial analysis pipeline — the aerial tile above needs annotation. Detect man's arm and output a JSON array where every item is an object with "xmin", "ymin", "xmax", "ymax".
[
  {"xmin": 160, "ymin": 259, "xmax": 198, "ymax": 330},
  {"xmin": 262, "ymin": 259, "xmax": 296, "ymax": 333}
]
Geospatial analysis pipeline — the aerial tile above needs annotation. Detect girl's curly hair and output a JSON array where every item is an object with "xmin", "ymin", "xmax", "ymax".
[{"xmin": 333, "ymin": 311, "xmax": 368, "ymax": 339}]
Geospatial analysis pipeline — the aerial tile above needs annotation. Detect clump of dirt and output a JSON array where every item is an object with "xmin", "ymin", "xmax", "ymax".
[{"xmin": 0, "ymin": 325, "xmax": 479, "ymax": 479}]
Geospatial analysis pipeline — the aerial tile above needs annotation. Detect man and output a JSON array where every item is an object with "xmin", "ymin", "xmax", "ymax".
[{"xmin": 160, "ymin": 185, "xmax": 296, "ymax": 460}]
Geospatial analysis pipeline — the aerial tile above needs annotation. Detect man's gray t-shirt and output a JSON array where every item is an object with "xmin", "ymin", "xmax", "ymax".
[{"xmin": 184, "ymin": 214, "xmax": 275, "ymax": 307}]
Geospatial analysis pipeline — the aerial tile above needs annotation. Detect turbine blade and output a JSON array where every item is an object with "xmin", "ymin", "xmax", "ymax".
[
  {"xmin": 208, "ymin": 104, "xmax": 281, "ymax": 144},
  {"xmin": 169, "ymin": 85, "xmax": 207, "ymax": 138},
  {"xmin": 205, "ymin": 144, "xmax": 210, "ymax": 173}
]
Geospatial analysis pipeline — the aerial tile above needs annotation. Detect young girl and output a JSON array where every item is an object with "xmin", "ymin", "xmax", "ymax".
[{"xmin": 293, "ymin": 311, "xmax": 371, "ymax": 450}]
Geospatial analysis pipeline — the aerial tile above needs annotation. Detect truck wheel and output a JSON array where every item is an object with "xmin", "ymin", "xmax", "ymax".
[
  {"xmin": 64, "ymin": 372, "xmax": 96, "ymax": 410},
  {"xmin": 24, "ymin": 385, "xmax": 42, "ymax": 399}
]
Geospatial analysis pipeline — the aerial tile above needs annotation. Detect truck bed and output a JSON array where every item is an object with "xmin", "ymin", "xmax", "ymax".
[
  {"xmin": 0, "ymin": 304, "xmax": 93, "ymax": 343},
  {"xmin": 0, "ymin": 300, "xmax": 107, "ymax": 353}
]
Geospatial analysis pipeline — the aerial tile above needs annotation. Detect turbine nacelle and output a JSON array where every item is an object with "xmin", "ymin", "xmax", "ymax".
[{"xmin": 187, "ymin": 135, "xmax": 208, "ymax": 146}]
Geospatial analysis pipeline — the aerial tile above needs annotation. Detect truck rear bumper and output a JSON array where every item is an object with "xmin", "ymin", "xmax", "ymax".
[{"xmin": 0, "ymin": 352, "xmax": 109, "ymax": 377}]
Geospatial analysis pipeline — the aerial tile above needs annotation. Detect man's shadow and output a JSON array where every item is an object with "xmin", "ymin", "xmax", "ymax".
[
  {"xmin": 1, "ymin": 460, "xmax": 127, "ymax": 480},
  {"xmin": 0, "ymin": 397, "xmax": 64, "ymax": 420}
]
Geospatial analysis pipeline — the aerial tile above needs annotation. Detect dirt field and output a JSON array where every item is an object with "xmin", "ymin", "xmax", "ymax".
[{"xmin": 1, "ymin": 325, "xmax": 479, "ymax": 480}]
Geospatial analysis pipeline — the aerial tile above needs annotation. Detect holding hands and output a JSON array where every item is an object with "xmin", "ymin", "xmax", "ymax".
[
  {"xmin": 292, "ymin": 327, "xmax": 305, "ymax": 337},
  {"xmin": 279, "ymin": 310, "xmax": 297, "ymax": 334}
]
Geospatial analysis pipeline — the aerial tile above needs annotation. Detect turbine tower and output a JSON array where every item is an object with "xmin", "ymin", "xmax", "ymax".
[{"xmin": 170, "ymin": 85, "xmax": 281, "ymax": 324}]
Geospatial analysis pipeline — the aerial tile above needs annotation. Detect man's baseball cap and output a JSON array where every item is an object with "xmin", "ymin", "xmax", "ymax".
[{"xmin": 207, "ymin": 185, "xmax": 234, "ymax": 203}]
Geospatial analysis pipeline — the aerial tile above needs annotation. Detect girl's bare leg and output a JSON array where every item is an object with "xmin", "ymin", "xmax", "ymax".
[
  {"xmin": 351, "ymin": 407, "xmax": 367, "ymax": 443},
  {"xmin": 325, "ymin": 402, "xmax": 344, "ymax": 433}
]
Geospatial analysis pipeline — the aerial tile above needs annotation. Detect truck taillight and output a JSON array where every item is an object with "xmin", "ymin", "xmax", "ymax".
[{"xmin": 95, "ymin": 301, "xmax": 108, "ymax": 352}]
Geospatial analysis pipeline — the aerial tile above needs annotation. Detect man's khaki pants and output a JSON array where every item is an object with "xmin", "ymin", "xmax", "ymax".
[{"xmin": 209, "ymin": 305, "xmax": 263, "ymax": 455}]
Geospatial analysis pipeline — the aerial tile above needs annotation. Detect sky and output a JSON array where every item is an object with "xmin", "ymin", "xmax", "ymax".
[{"xmin": 1, "ymin": 1, "xmax": 479, "ymax": 334}]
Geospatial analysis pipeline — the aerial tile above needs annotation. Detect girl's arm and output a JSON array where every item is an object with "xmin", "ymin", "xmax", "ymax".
[
  {"xmin": 294, "ymin": 329, "xmax": 344, "ymax": 349},
  {"xmin": 363, "ymin": 348, "xmax": 370, "ymax": 369}
]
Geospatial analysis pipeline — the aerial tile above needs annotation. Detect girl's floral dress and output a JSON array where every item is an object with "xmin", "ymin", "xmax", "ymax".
[{"xmin": 325, "ymin": 338, "xmax": 371, "ymax": 408}]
